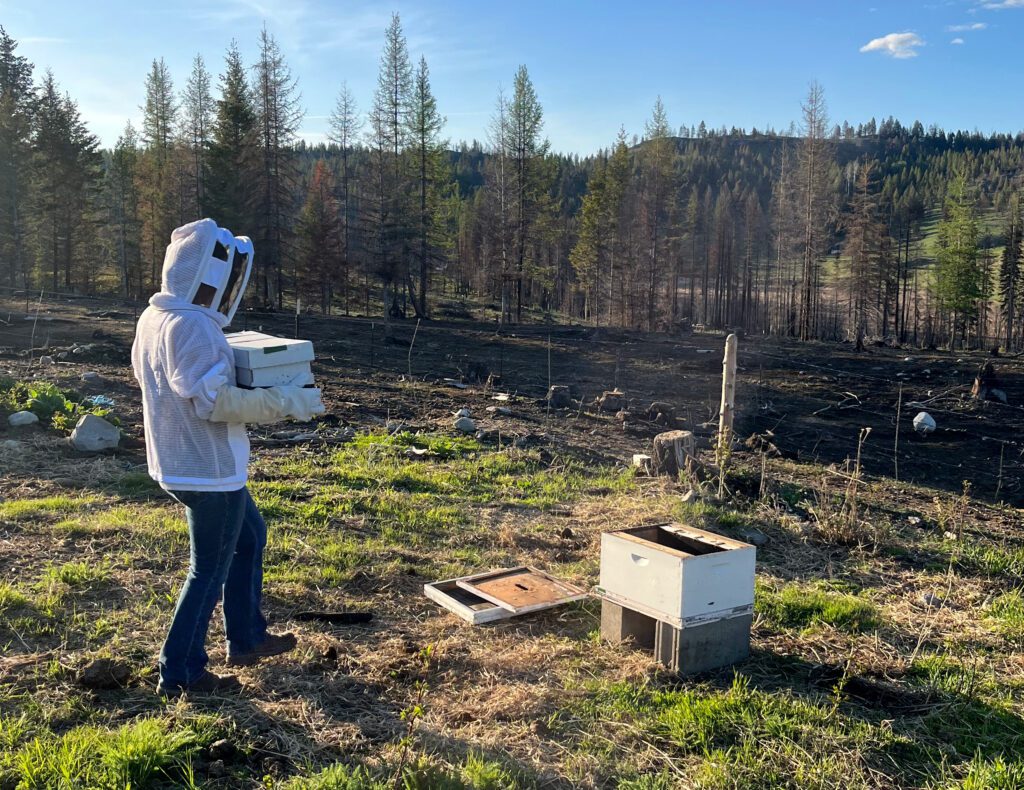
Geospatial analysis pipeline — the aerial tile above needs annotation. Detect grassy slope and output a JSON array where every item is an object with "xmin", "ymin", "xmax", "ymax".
[{"xmin": 2, "ymin": 425, "xmax": 1024, "ymax": 789}]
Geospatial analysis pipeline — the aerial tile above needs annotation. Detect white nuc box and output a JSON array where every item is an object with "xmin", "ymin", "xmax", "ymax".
[
  {"xmin": 225, "ymin": 331, "xmax": 315, "ymax": 388},
  {"xmin": 597, "ymin": 522, "xmax": 756, "ymax": 675},
  {"xmin": 597, "ymin": 523, "xmax": 755, "ymax": 628}
]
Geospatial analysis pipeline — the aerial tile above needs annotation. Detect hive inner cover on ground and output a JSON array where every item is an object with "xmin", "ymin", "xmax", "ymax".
[{"xmin": 456, "ymin": 567, "xmax": 587, "ymax": 613}]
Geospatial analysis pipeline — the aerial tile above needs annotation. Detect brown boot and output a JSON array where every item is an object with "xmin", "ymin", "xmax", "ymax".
[
  {"xmin": 226, "ymin": 632, "xmax": 297, "ymax": 667},
  {"xmin": 157, "ymin": 670, "xmax": 242, "ymax": 697}
]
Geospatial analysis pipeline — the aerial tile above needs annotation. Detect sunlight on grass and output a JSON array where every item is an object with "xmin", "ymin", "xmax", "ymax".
[
  {"xmin": 567, "ymin": 675, "xmax": 906, "ymax": 788},
  {"xmin": 756, "ymin": 581, "xmax": 879, "ymax": 632},
  {"xmin": 987, "ymin": 590, "xmax": 1024, "ymax": 640},
  {"xmin": 0, "ymin": 495, "xmax": 99, "ymax": 522},
  {"xmin": 39, "ymin": 560, "xmax": 111, "ymax": 590},
  {"xmin": 0, "ymin": 582, "xmax": 30, "ymax": 613}
]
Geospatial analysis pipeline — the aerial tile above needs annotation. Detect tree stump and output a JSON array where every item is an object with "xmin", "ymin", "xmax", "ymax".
[
  {"xmin": 546, "ymin": 385, "xmax": 572, "ymax": 409},
  {"xmin": 652, "ymin": 430, "xmax": 696, "ymax": 478},
  {"xmin": 596, "ymin": 390, "xmax": 626, "ymax": 412}
]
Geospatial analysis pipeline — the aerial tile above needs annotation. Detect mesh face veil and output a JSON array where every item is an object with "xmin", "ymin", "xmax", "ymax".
[
  {"xmin": 221, "ymin": 236, "xmax": 253, "ymax": 323},
  {"xmin": 187, "ymin": 226, "xmax": 253, "ymax": 324}
]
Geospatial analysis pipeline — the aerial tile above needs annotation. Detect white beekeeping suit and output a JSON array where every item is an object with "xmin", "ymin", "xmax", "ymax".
[{"xmin": 132, "ymin": 218, "xmax": 322, "ymax": 491}]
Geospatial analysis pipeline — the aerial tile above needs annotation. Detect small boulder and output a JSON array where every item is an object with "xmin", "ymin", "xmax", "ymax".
[
  {"xmin": 81, "ymin": 371, "xmax": 100, "ymax": 383},
  {"xmin": 70, "ymin": 414, "xmax": 120, "ymax": 452},
  {"xmin": 37, "ymin": 355, "xmax": 54, "ymax": 366},
  {"xmin": 921, "ymin": 592, "xmax": 946, "ymax": 609},
  {"xmin": 912, "ymin": 411, "xmax": 936, "ymax": 435},
  {"xmin": 78, "ymin": 657, "xmax": 132, "ymax": 690},
  {"xmin": 7, "ymin": 410, "xmax": 38, "ymax": 427},
  {"xmin": 454, "ymin": 407, "xmax": 472, "ymax": 418},
  {"xmin": 454, "ymin": 416, "xmax": 476, "ymax": 433},
  {"xmin": 546, "ymin": 385, "xmax": 572, "ymax": 409},
  {"xmin": 739, "ymin": 527, "xmax": 769, "ymax": 547}
]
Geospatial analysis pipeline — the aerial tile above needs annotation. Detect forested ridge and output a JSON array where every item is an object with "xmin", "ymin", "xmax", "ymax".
[{"xmin": 2, "ymin": 16, "xmax": 1023, "ymax": 348}]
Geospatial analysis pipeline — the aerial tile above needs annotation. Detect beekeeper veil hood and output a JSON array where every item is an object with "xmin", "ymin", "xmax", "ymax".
[{"xmin": 155, "ymin": 218, "xmax": 253, "ymax": 326}]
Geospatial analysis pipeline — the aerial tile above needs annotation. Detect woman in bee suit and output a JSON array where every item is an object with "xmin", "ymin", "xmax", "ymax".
[{"xmin": 132, "ymin": 218, "xmax": 324, "ymax": 696}]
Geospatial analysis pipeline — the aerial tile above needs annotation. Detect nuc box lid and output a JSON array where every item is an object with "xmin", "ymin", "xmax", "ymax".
[{"xmin": 225, "ymin": 331, "xmax": 315, "ymax": 370}]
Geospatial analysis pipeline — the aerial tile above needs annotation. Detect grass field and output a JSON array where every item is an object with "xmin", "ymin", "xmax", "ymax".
[{"xmin": 3, "ymin": 426, "xmax": 1024, "ymax": 788}]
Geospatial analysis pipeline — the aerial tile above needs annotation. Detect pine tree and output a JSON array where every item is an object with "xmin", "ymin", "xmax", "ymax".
[
  {"xmin": 328, "ymin": 82, "xmax": 360, "ymax": 314},
  {"xmin": 844, "ymin": 160, "xmax": 885, "ymax": 346},
  {"xmin": 569, "ymin": 158, "xmax": 607, "ymax": 320},
  {"xmin": 999, "ymin": 194, "xmax": 1022, "ymax": 349},
  {"xmin": 207, "ymin": 42, "xmax": 257, "ymax": 237},
  {"xmin": 0, "ymin": 27, "xmax": 34, "ymax": 290},
  {"xmin": 406, "ymin": 55, "xmax": 446, "ymax": 318},
  {"xmin": 796, "ymin": 81, "xmax": 833, "ymax": 341},
  {"xmin": 935, "ymin": 171, "xmax": 982, "ymax": 348},
  {"xmin": 181, "ymin": 53, "xmax": 213, "ymax": 219},
  {"xmin": 296, "ymin": 160, "xmax": 342, "ymax": 314},
  {"xmin": 138, "ymin": 57, "xmax": 177, "ymax": 291},
  {"xmin": 367, "ymin": 13, "xmax": 413, "ymax": 318},
  {"xmin": 505, "ymin": 64, "xmax": 551, "ymax": 322},
  {"xmin": 640, "ymin": 96, "xmax": 676, "ymax": 329},
  {"xmin": 107, "ymin": 121, "xmax": 142, "ymax": 297},
  {"xmin": 252, "ymin": 26, "xmax": 303, "ymax": 308},
  {"xmin": 30, "ymin": 71, "xmax": 101, "ymax": 291}
]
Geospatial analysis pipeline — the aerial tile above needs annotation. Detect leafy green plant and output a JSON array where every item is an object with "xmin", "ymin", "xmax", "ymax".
[{"xmin": 0, "ymin": 379, "xmax": 117, "ymax": 434}]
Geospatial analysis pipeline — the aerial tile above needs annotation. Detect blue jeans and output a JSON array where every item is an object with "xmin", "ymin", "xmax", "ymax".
[{"xmin": 159, "ymin": 487, "xmax": 269, "ymax": 687}]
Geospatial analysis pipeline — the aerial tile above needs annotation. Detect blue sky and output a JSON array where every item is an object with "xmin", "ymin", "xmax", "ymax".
[{"xmin": 3, "ymin": 0, "xmax": 1023, "ymax": 154}]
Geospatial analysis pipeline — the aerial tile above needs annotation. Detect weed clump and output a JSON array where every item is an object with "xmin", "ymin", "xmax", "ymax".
[{"xmin": 0, "ymin": 379, "xmax": 116, "ymax": 433}]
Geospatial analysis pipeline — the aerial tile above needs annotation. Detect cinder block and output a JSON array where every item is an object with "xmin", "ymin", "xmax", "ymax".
[
  {"xmin": 601, "ymin": 599, "xmax": 656, "ymax": 650},
  {"xmin": 654, "ymin": 613, "xmax": 752, "ymax": 675}
]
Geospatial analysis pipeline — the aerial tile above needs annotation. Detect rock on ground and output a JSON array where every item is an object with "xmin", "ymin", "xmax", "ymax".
[
  {"xmin": 7, "ymin": 411, "xmax": 39, "ymax": 427},
  {"xmin": 78, "ymin": 657, "xmax": 132, "ymax": 689},
  {"xmin": 70, "ymin": 414, "xmax": 120, "ymax": 452},
  {"xmin": 454, "ymin": 416, "xmax": 476, "ymax": 433}
]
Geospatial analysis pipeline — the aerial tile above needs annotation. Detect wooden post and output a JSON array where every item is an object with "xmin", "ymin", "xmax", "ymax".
[{"xmin": 717, "ymin": 333, "xmax": 738, "ymax": 458}]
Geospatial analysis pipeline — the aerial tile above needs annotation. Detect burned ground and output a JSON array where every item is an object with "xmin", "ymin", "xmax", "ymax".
[{"xmin": 1, "ymin": 298, "xmax": 1024, "ymax": 788}]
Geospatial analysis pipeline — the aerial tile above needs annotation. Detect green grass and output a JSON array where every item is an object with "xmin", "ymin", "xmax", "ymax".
[
  {"xmin": 0, "ymin": 716, "xmax": 218, "ymax": 789},
  {"xmin": 957, "ymin": 542, "xmax": 1024, "ymax": 583},
  {"xmin": 566, "ymin": 675, "xmax": 911, "ymax": 788},
  {"xmin": 285, "ymin": 753, "xmax": 529, "ymax": 790},
  {"xmin": 0, "ymin": 582, "xmax": 30, "ymax": 613},
  {"xmin": 0, "ymin": 495, "xmax": 99, "ymax": 522},
  {"xmin": 987, "ymin": 590, "xmax": 1024, "ymax": 640},
  {"xmin": 756, "ymin": 582, "xmax": 880, "ymax": 633},
  {"xmin": 39, "ymin": 560, "xmax": 111, "ymax": 590}
]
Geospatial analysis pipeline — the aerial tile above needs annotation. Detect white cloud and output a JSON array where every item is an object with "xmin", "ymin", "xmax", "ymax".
[
  {"xmin": 951, "ymin": 37, "xmax": 965, "ymax": 43},
  {"xmin": 947, "ymin": 22, "xmax": 987, "ymax": 30},
  {"xmin": 859, "ymin": 32, "xmax": 925, "ymax": 58},
  {"xmin": 981, "ymin": 0, "xmax": 1024, "ymax": 8}
]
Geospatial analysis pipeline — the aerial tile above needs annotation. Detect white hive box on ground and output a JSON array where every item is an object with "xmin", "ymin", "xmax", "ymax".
[
  {"xmin": 225, "ymin": 331, "xmax": 315, "ymax": 388},
  {"xmin": 597, "ymin": 522, "xmax": 755, "ymax": 675},
  {"xmin": 598, "ymin": 523, "xmax": 755, "ymax": 627}
]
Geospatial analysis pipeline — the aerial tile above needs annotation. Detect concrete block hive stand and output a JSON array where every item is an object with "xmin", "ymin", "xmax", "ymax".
[{"xmin": 597, "ymin": 523, "xmax": 755, "ymax": 675}]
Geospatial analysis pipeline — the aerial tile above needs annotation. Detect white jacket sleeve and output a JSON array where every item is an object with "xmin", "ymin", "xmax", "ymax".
[
  {"xmin": 162, "ymin": 317, "xmax": 234, "ymax": 420},
  {"xmin": 209, "ymin": 385, "xmax": 325, "ymax": 425}
]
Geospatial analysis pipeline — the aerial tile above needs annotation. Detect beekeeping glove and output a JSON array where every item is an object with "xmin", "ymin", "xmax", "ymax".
[{"xmin": 209, "ymin": 385, "xmax": 324, "ymax": 425}]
